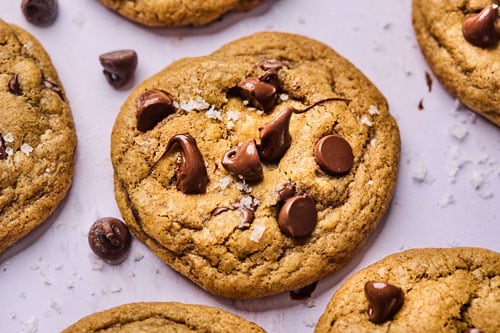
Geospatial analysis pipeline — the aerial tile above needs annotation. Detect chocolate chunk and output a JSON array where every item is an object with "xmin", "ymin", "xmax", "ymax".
[
  {"xmin": 277, "ymin": 183, "xmax": 296, "ymax": 202},
  {"xmin": 462, "ymin": 4, "xmax": 499, "ymax": 48},
  {"xmin": 237, "ymin": 78, "xmax": 277, "ymax": 113},
  {"xmin": 165, "ymin": 133, "xmax": 209, "ymax": 194},
  {"xmin": 99, "ymin": 50, "xmax": 138, "ymax": 88},
  {"xmin": 290, "ymin": 282, "xmax": 317, "ymax": 300},
  {"xmin": 136, "ymin": 90, "xmax": 175, "ymax": 132},
  {"xmin": 314, "ymin": 135, "xmax": 354, "ymax": 175},
  {"xmin": 88, "ymin": 217, "xmax": 132, "ymax": 265},
  {"xmin": 222, "ymin": 139, "xmax": 263, "ymax": 183},
  {"xmin": 8, "ymin": 74, "xmax": 22, "ymax": 96},
  {"xmin": 364, "ymin": 281, "xmax": 404, "ymax": 324},
  {"xmin": 43, "ymin": 78, "xmax": 64, "ymax": 101},
  {"xmin": 21, "ymin": 0, "xmax": 58, "ymax": 26},
  {"xmin": 258, "ymin": 69, "xmax": 280, "ymax": 89},
  {"xmin": 0, "ymin": 134, "xmax": 7, "ymax": 160},
  {"xmin": 278, "ymin": 194, "xmax": 317, "ymax": 238},
  {"xmin": 259, "ymin": 59, "xmax": 284, "ymax": 71},
  {"xmin": 258, "ymin": 106, "xmax": 294, "ymax": 163}
]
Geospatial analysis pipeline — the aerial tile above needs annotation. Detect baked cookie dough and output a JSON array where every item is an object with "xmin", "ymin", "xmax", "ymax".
[
  {"xmin": 111, "ymin": 31, "xmax": 400, "ymax": 299},
  {"xmin": 412, "ymin": 0, "xmax": 500, "ymax": 126},
  {"xmin": 98, "ymin": 0, "xmax": 264, "ymax": 27},
  {"xmin": 62, "ymin": 302, "xmax": 265, "ymax": 332},
  {"xmin": 0, "ymin": 19, "xmax": 76, "ymax": 255},
  {"xmin": 315, "ymin": 247, "xmax": 500, "ymax": 333}
]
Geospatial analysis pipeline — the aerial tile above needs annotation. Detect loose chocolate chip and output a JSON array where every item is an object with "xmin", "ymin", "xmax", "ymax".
[
  {"xmin": 237, "ymin": 78, "xmax": 277, "ymax": 113},
  {"xmin": 462, "ymin": 4, "xmax": 499, "ymax": 48},
  {"xmin": 165, "ymin": 133, "xmax": 209, "ymax": 194},
  {"xmin": 8, "ymin": 74, "xmax": 22, "ymax": 96},
  {"xmin": 258, "ymin": 106, "xmax": 294, "ymax": 164},
  {"xmin": 88, "ymin": 217, "xmax": 132, "ymax": 265},
  {"xmin": 290, "ymin": 282, "xmax": 317, "ymax": 300},
  {"xmin": 277, "ymin": 183, "xmax": 296, "ymax": 202},
  {"xmin": 364, "ymin": 281, "xmax": 404, "ymax": 324},
  {"xmin": 314, "ymin": 135, "xmax": 354, "ymax": 175},
  {"xmin": 222, "ymin": 139, "xmax": 263, "ymax": 183},
  {"xmin": 21, "ymin": 0, "xmax": 58, "ymax": 26},
  {"xmin": 43, "ymin": 78, "xmax": 65, "ymax": 101},
  {"xmin": 136, "ymin": 90, "xmax": 175, "ymax": 132},
  {"xmin": 0, "ymin": 134, "xmax": 8, "ymax": 160},
  {"xmin": 278, "ymin": 194, "xmax": 317, "ymax": 238},
  {"xmin": 99, "ymin": 50, "xmax": 138, "ymax": 88}
]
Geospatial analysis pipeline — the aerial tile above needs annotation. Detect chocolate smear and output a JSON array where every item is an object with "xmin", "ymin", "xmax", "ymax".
[
  {"xmin": 88, "ymin": 217, "xmax": 132, "ymax": 265},
  {"xmin": 364, "ymin": 281, "xmax": 404, "ymax": 324},
  {"xmin": 258, "ymin": 106, "xmax": 294, "ymax": 163}
]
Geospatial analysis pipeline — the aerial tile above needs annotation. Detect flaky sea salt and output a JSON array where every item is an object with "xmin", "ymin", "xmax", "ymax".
[
  {"xmin": 449, "ymin": 124, "xmax": 468, "ymax": 140},
  {"xmin": 370, "ymin": 139, "xmax": 377, "ymax": 148},
  {"xmin": 134, "ymin": 253, "xmax": 144, "ymax": 262},
  {"xmin": 226, "ymin": 110, "xmax": 240, "ymax": 121},
  {"xmin": 21, "ymin": 143, "xmax": 33, "ymax": 155},
  {"xmin": 249, "ymin": 225, "xmax": 266, "ymax": 243},
  {"xmin": 23, "ymin": 318, "xmax": 38, "ymax": 333},
  {"xmin": 205, "ymin": 106, "xmax": 222, "ymax": 120},
  {"xmin": 236, "ymin": 181, "xmax": 252, "ymax": 193},
  {"xmin": 240, "ymin": 196, "xmax": 259, "ymax": 209},
  {"xmin": 218, "ymin": 176, "xmax": 232, "ymax": 190},
  {"xmin": 368, "ymin": 105, "xmax": 380, "ymax": 115},
  {"xmin": 437, "ymin": 193, "xmax": 455, "ymax": 208},
  {"xmin": 177, "ymin": 96, "xmax": 211, "ymax": 111},
  {"xmin": 6, "ymin": 147, "xmax": 14, "ymax": 156},
  {"xmin": 279, "ymin": 93, "xmax": 289, "ymax": 101},
  {"xmin": 447, "ymin": 146, "xmax": 471, "ymax": 183},
  {"xmin": 360, "ymin": 115, "xmax": 373, "ymax": 126},
  {"xmin": 470, "ymin": 171, "xmax": 494, "ymax": 199},
  {"xmin": 50, "ymin": 298, "xmax": 63, "ymax": 314},
  {"xmin": 4, "ymin": 133, "xmax": 14, "ymax": 142}
]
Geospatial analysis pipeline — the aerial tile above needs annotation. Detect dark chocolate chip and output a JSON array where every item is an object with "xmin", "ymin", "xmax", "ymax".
[
  {"xmin": 278, "ymin": 194, "xmax": 317, "ymax": 238},
  {"xmin": 258, "ymin": 69, "xmax": 280, "ymax": 89},
  {"xmin": 136, "ymin": 90, "xmax": 175, "ymax": 132},
  {"xmin": 259, "ymin": 59, "xmax": 284, "ymax": 71},
  {"xmin": 43, "ymin": 78, "xmax": 65, "ymax": 101},
  {"xmin": 314, "ymin": 135, "xmax": 354, "ymax": 175},
  {"xmin": 21, "ymin": 0, "xmax": 58, "ymax": 26},
  {"xmin": 99, "ymin": 50, "xmax": 138, "ymax": 88},
  {"xmin": 237, "ymin": 78, "xmax": 277, "ymax": 113},
  {"xmin": 88, "ymin": 217, "xmax": 132, "ymax": 265},
  {"xmin": 277, "ymin": 183, "xmax": 296, "ymax": 202},
  {"xmin": 258, "ymin": 106, "xmax": 294, "ymax": 164},
  {"xmin": 165, "ymin": 133, "xmax": 209, "ymax": 194},
  {"xmin": 222, "ymin": 139, "xmax": 263, "ymax": 183},
  {"xmin": 290, "ymin": 282, "xmax": 317, "ymax": 300},
  {"xmin": 8, "ymin": 74, "xmax": 22, "ymax": 96},
  {"xmin": 0, "ymin": 134, "xmax": 8, "ymax": 160},
  {"xmin": 462, "ymin": 4, "xmax": 499, "ymax": 48},
  {"xmin": 364, "ymin": 281, "xmax": 404, "ymax": 324}
]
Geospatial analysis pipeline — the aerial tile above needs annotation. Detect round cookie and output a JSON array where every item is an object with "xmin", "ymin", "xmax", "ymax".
[
  {"xmin": 111, "ymin": 31, "xmax": 400, "ymax": 299},
  {"xmin": 98, "ymin": 0, "xmax": 264, "ymax": 27},
  {"xmin": 0, "ymin": 19, "xmax": 76, "ymax": 255},
  {"xmin": 412, "ymin": 0, "xmax": 500, "ymax": 127},
  {"xmin": 62, "ymin": 302, "xmax": 265, "ymax": 332},
  {"xmin": 315, "ymin": 247, "xmax": 500, "ymax": 332}
]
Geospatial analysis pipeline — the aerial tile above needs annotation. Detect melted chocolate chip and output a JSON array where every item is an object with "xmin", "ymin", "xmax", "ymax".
[
  {"xmin": 364, "ymin": 281, "xmax": 404, "ymax": 324},
  {"xmin": 258, "ymin": 69, "xmax": 280, "ymax": 89},
  {"xmin": 212, "ymin": 197, "xmax": 258, "ymax": 229},
  {"xmin": 8, "ymin": 74, "xmax": 22, "ymax": 96},
  {"xmin": 462, "ymin": 4, "xmax": 499, "ymax": 48},
  {"xmin": 258, "ymin": 106, "xmax": 294, "ymax": 163},
  {"xmin": 259, "ymin": 59, "xmax": 284, "ymax": 71},
  {"xmin": 278, "ymin": 194, "xmax": 317, "ymax": 238},
  {"xmin": 237, "ymin": 78, "xmax": 277, "ymax": 113},
  {"xmin": 314, "ymin": 135, "xmax": 354, "ymax": 175},
  {"xmin": 222, "ymin": 139, "xmax": 263, "ymax": 183},
  {"xmin": 165, "ymin": 133, "xmax": 209, "ymax": 194},
  {"xmin": 277, "ymin": 183, "xmax": 296, "ymax": 202},
  {"xmin": 88, "ymin": 217, "xmax": 131, "ymax": 264},
  {"xmin": 99, "ymin": 50, "xmax": 138, "ymax": 88},
  {"xmin": 0, "ymin": 134, "xmax": 7, "ymax": 160},
  {"xmin": 43, "ymin": 78, "xmax": 64, "ymax": 101},
  {"xmin": 21, "ymin": 0, "xmax": 58, "ymax": 26},
  {"xmin": 290, "ymin": 282, "xmax": 317, "ymax": 300},
  {"xmin": 136, "ymin": 90, "xmax": 175, "ymax": 132}
]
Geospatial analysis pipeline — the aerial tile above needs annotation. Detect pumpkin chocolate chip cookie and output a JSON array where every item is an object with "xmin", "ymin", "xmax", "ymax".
[
  {"xmin": 110, "ymin": 31, "xmax": 400, "ymax": 299},
  {"xmin": 0, "ymin": 19, "xmax": 76, "ymax": 256}
]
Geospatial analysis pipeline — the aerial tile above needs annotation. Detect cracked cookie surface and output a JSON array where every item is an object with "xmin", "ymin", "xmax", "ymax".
[
  {"xmin": 412, "ymin": 0, "xmax": 500, "ymax": 126},
  {"xmin": 62, "ymin": 302, "xmax": 265, "ymax": 332},
  {"xmin": 0, "ymin": 19, "xmax": 76, "ymax": 255},
  {"xmin": 111, "ymin": 32, "xmax": 400, "ymax": 299},
  {"xmin": 315, "ymin": 247, "xmax": 500, "ymax": 333},
  {"xmin": 98, "ymin": 0, "xmax": 264, "ymax": 27}
]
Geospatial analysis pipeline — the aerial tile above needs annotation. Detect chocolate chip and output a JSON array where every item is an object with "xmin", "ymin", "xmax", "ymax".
[
  {"xmin": 0, "ymin": 134, "xmax": 8, "ymax": 160},
  {"xmin": 278, "ymin": 194, "xmax": 317, "ymax": 238},
  {"xmin": 462, "ymin": 4, "xmax": 499, "ymax": 48},
  {"xmin": 88, "ymin": 217, "xmax": 132, "ymax": 265},
  {"xmin": 136, "ymin": 90, "xmax": 175, "ymax": 132},
  {"xmin": 277, "ymin": 183, "xmax": 296, "ymax": 202},
  {"xmin": 237, "ymin": 78, "xmax": 277, "ymax": 113},
  {"xmin": 222, "ymin": 139, "xmax": 263, "ymax": 183},
  {"xmin": 364, "ymin": 281, "xmax": 404, "ymax": 324},
  {"xmin": 259, "ymin": 59, "xmax": 284, "ymax": 71},
  {"xmin": 21, "ymin": 0, "xmax": 58, "ymax": 26},
  {"xmin": 290, "ymin": 282, "xmax": 317, "ymax": 300},
  {"xmin": 463, "ymin": 329, "xmax": 482, "ymax": 333},
  {"xmin": 314, "ymin": 135, "xmax": 354, "ymax": 175},
  {"xmin": 99, "ymin": 50, "xmax": 138, "ymax": 88},
  {"xmin": 43, "ymin": 78, "xmax": 65, "ymax": 101},
  {"xmin": 8, "ymin": 74, "xmax": 22, "ymax": 96},
  {"xmin": 258, "ymin": 106, "xmax": 294, "ymax": 164},
  {"xmin": 165, "ymin": 133, "xmax": 209, "ymax": 194}
]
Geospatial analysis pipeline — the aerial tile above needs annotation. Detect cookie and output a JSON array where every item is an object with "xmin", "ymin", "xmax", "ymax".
[
  {"xmin": 412, "ymin": 0, "xmax": 500, "ymax": 126},
  {"xmin": 111, "ymin": 31, "xmax": 400, "ymax": 299},
  {"xmin": 62, "ymin": 302, "xmax": 265, "ymax": 332},
  {"xmin": 315, "ymin": 247, "xmax": 500, "ymax": 332},
  {"xmin": 0, "ymin": 19, "xmax": 76, "ymax": 255},
  {"xmin": 98, "ymin": 0, "xmax": 264, "ymax": 27}
]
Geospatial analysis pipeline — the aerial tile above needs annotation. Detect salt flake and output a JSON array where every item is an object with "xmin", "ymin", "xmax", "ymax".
[{"xmin": 249, "ymin": 225, "xmax": 266, "ymax": 243}]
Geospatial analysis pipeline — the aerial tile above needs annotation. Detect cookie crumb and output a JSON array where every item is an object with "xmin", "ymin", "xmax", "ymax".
[{"xmin": 249, "ymin": 225, "xmax": 266, "ymax": 243}]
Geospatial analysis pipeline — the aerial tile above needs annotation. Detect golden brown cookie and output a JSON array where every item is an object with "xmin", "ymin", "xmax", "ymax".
[
  {"xmin": 62, "ymin": 302, "xmax": 265, "ymax": 332},
  {"xmin": 412, "ymin": 0, "xmax": 500, "ymax": 127},
  {"xmin": 315, "ymin": 247, "xmax": 500, "ymax": 333},
  {"xmin": 111, "ymin": 32, "xmax": 400, "ymax": 299},
  {"xmin": 0, "ymin": 19, "xmax": 76, "ymax": 256},
  {"xmin": 98, "ymin": 0, "xmax": 265, "ymax": 27}
]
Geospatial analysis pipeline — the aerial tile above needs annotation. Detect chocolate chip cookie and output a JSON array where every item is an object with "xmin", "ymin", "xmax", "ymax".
[
  {"xmin": 412, "ymin": 0, "xmax": 500, "ymax": 126},
  {"xmin": 315, "ymin": 247, "xmax": 500, "ymax": 332},
  {"xmin": 62, "ymin": 302, "xmax": 265, "ymax": 332},
  {"xmin": 111, "ymin": 32, "xmax": 400, "ymax": 298},
  {"xmin": 0, "ymin": 19, "xmax": 76, "ymax": 255},
  {"xmin": 98, "ymin": 0, "xmax": 265, "ymax": 27}
]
